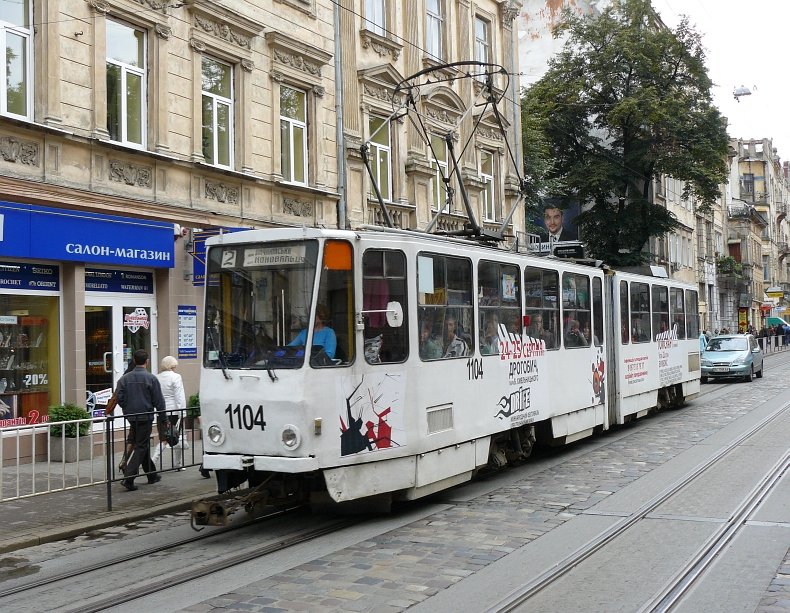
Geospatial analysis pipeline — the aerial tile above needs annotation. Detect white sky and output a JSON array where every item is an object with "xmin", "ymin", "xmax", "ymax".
[{"xmin": 653, "ymin": 0, "xmax": 790, "ymax": 159}]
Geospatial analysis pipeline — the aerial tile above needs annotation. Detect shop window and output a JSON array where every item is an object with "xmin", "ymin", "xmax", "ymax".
[
  {"xmin": 524, "ymin": 266, "xmax": 559, "ymax": 349},
  {"xmin": 0, "ymin": 293, "xmax": 61, "ymax": 425},
  {"xmin": 418, "ymin": 253, "xmax": 473, "ymax": 360},
  {"xmin": 478, "ymin": 261, "xmax": 521, "ymax": 356},
  {"xmin": 362, "ymin": 249, "xmax": 407, "ymax": 364}
]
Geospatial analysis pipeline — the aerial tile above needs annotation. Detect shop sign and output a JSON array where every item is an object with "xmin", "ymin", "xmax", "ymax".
[
  {"xmin": 124, "ymin": 308, "xmax": 150, "ymax": 333},
  {"xmin": 85, "ymin": 269, "xmax": 154, "ymax": 293},
  {"xmin": 0, "ymin": 201, "xmax": 174, "ymax": 268},
  {"xmin": 178, "ymin": 305, "xmax": 198, "ymax": 359},
  {"xmin": 0, "ymin": 261, "xmax": 59, "ymax": 291},
  {"xmin": 188, "ymin": 227, "xmax": 246, "ymax": 286}
]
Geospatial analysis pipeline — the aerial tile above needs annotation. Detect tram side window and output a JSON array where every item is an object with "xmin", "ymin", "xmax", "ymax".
[
  {"xmin": 362, "ymin": 249, "xmax": 408, "ymax": 364},
  {"xmin": 524, "ymin": 266, "xmax": 559, "ymax": 349},
  {"xmin": 670, "ymin": 288, "xmax": 686, "ymax": 339},
  {"xmin": 313, "ymin": 240, "xmax": 355, "ymax": 367},
  {"xmin": 652, "ymin": 285, "xmax": 669, "ymax": 335},
  {"xmin": 630, "ymin": 282, "xmax": 651, "ymax": 343},
  {"xmin": 478, "ymin": 261, "xmax": 521, "ymax": 355},
  {"xmin": 620, "ymin": 280, "xmax": 629, "ymax": 344},
  {"xmin": 562, "ymin": 272, "xmax": 591, "ymax": 348},
  {"xmin": 592, "ymin": 277, "xmax": 603, "ymax": 346},
  {"xmin": 418, "ymin": 253, "xmax": 473, "ymax": 360},
  {"xmin": 685, "ymin": 290, "xmax": 700, "ymax": 337}
]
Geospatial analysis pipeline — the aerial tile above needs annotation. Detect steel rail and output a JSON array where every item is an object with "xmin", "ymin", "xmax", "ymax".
[
  {"xmin": 0, "ymin": 503, "xmax": 305, "ymax": 599},
  {"xmin": 640, "ymin": 448, "xmax": 790, "ymax": 612},
  {"xmin": 486, "ymin": 399, "xmax": 790, "ymax": 613}
]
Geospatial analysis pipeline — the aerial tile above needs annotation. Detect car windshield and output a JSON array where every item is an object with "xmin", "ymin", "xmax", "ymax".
[{"xmin": 706, "ymin": 337, "xmax": 748, "ymax": 352}]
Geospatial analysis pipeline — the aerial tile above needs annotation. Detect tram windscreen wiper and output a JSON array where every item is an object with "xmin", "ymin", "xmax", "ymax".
[{"xmin": 207, "ymin": 326, "xmax": 231, "ymax": 380}]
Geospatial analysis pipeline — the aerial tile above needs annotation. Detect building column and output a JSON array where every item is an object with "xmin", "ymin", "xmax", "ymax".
[{"xmin": 62, "ymin": 264, "xmax": 86, "ymax": 406}]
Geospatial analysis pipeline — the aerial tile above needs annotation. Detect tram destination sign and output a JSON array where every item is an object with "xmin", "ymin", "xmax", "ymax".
[{"xmin": 242, "ymin": 246, "xmax": 307, "ymax": 267}]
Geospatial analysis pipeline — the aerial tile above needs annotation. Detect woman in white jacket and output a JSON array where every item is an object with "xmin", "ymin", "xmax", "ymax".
[{"xmin": 153, "ymin": 355, "xmax": 189, "ymax": 469}]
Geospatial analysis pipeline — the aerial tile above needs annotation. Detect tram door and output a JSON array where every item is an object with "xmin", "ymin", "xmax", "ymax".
[{"xmin": 84, "ymin": 302, "xmax": 156, "ymax": 415}]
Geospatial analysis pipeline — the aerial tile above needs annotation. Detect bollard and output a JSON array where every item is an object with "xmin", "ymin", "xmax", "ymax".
[{"xmin": 105, "ymin": 416, "xmax": 113, "ymax": 512}]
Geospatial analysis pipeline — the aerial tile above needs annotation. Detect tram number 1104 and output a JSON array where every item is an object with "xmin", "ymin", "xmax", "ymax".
[
  {"xmin": 225, "ymin": 403, "xmax": 267, "ymax": 431},
  {"xmin": 467, "ymin": 358, "xmax": 484, "ymax": 381}
]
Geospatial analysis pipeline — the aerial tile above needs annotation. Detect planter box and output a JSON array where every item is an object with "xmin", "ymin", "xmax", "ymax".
[{"xmin": 50, "ymin": 436, "xmax": 93, "ymax": 463}]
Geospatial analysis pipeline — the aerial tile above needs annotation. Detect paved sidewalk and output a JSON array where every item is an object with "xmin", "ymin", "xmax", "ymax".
[{"xmin": 0, "ymin": 458, "xmax": 218, "ymax": 554}]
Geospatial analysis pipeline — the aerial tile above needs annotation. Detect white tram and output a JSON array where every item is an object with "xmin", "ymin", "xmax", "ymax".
[{"xmin": 198, "ymin": 227, "xmax": 700, "ymax": 508}]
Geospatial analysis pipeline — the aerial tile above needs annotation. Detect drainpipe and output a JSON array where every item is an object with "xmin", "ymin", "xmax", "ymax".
[{"xmin": 334, "ymin": 2, "xmax": 347, "ymax": 229}]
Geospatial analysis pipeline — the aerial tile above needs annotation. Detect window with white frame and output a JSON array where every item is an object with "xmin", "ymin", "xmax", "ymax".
[
  {"xmin": 201, "ymin": 56, "xmax": 233, "ymax": 168},
  {"xmin": 0, "ymin": 0, "xmax": 32, "ymax": 119},
  {"xmin": 426, "ymin": 0, "xmax": 443, "ymax": 60},
  {"xmin": 364, "ymin": 0, "xmax": 386, "ymax": 36},
  {"xmin": 106, "ymin": 19, "xmax": 146, "ymax": 147},
  {"xmin": 480, "ymin": 150, "xmax": 495, "ymax": 221},
  {"xmin": 474, "ymin": 16, "xmax": 490, "ymax": 66},
  {"xmin": 280, "ymin": 85, "xmax": 308, "ymax": 185},
  {"xmin": 431, "ymin": 134, "xmax": 448, "ymax": 211},
  {"xmin": 369, "ymin": 116, "xmax": 392, "ymax": 201}
]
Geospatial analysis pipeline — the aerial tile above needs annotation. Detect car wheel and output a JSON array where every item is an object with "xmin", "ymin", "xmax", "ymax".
[
  {"xmin": 756, "ymin": 360, "xmax": 764, "ymax": 378},
  {"xmin": 744, "ymin": 366, "xmax": 754, "ymax": 383},
  {"xmin": 700, "ymin": 376, "xmax": 708, "ymax": 384}
]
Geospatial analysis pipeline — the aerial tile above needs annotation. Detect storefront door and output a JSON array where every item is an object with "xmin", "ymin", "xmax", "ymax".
[{"xmin": 85, "ymin": 300, "xmax": 157, "ymax": 414}]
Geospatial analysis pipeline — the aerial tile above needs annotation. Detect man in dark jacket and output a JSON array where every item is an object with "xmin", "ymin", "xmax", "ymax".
[{"xmin": 117, "ymin": 349, "xmax": 166, "ymax": 491}]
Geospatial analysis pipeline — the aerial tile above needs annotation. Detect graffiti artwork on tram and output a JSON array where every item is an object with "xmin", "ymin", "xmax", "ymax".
[
  {"xmin": 656, "ymin": 324, "xmax": 683, "ymax": 387},
  {"xmin": 337, "ymin": 373, "xmax": 406, "ymax": 456},
  {"xmin": 493, "ymin": 327, "xmax": 548, "ymax": 428}
]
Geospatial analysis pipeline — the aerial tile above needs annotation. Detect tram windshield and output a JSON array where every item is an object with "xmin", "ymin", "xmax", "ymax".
[{"xmin": 204, "ymin": 240, "xmax": 319, "ymax": 369}]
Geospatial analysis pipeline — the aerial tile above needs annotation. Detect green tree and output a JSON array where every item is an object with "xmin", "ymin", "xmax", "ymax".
[{"xmin": 521, "ymin": 0, "xmax": 729, "ymax": 265}]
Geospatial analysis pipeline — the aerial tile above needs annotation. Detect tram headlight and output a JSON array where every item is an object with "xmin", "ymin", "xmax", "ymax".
[
  {"xmin": 207, "ymin": 424, "xmax": 224, "ymax": 445},
  {"xmin": 281, "ymin": 424, "xmax": 301, "ymax": 450}
]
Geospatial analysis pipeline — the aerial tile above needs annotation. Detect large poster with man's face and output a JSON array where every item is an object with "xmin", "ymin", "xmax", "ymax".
[{"xmin": 533, "ymin": 200, "xmax": 581, "ymax": 253}]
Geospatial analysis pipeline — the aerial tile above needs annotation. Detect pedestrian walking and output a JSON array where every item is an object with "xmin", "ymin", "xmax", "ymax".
[
  {"xmin": 153, "ymin": 356, "xmax": 190, "ymax": 470},
  {"xmin": 116, "ymin": 349, "xmax": 166, "ymax": 491}
]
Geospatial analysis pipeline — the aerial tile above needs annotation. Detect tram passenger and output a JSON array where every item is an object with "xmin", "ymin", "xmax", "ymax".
[
  {"xmin": 480, "ymin": 313, "xmax": 500, "ymax": 355},
  {"xmin": 564, "ymin": 319, "xmax": 588, "ymax": 347},
  {"xmin": 443, "ymin": 314, "xmax": 469, "ymax": 358},
  {"xmin": 419, "ymin": 319, "xmax": 443, "ymax": 360},
  {"xmin": 289, "ymin": 303, "xmax": 337, "ymax": 360},
  {"xmin": 527, "ymin": 312, "xmax": 555, "ymax": 349}
]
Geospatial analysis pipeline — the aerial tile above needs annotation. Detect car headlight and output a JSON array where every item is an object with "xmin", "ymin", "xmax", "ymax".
[
  {"xmin": 701, "ymin": 359, "xmax": 711, "ymax": 367},
  {"xmin": 281, "ymin": 424, "xmax": 301, "ymax": 450},
  {"xmin": 207, "ymin": 423, "xmax": 224, "ymax": 445},
  {"xmin": 731, "ymin": 357, "xmax": 748, "ymax": 366}
]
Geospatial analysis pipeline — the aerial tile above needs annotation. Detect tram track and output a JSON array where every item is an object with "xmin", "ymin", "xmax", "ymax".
[
  {"xmin": 62, "ymin": 517, "xmax": 358, "ymax": 613},
  {"xmin": 0, "ymin": 503, "xmax": 307, "ymax": 600},
  {"xmin": 485, "ymin": 397, "xmax": 790, "ymax": 613}
]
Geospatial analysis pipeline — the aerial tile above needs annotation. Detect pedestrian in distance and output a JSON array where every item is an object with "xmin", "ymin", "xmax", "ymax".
[
  {"xmin": 153, "ymin": 355, "xmax": 190, "ymax": 471},
  {"xmin": 116, "ymin": 349, "xmax": 167, "ymax": 491}
]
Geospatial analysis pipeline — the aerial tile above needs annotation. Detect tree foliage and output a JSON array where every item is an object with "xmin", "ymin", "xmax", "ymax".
[{"xmin": 521, "ymin": 0, "xmax": 729, "ymax": 265}]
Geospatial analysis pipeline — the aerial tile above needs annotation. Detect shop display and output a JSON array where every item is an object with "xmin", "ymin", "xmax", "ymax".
[{"xmin": 0, "ymin": 315, "xmax": 49, "ymax": 423}]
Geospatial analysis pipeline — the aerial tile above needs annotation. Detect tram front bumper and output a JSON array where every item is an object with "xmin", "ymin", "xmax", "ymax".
[{"xmin": 203, "ymin": 454, "xmax": 319, "ymax": 473}]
